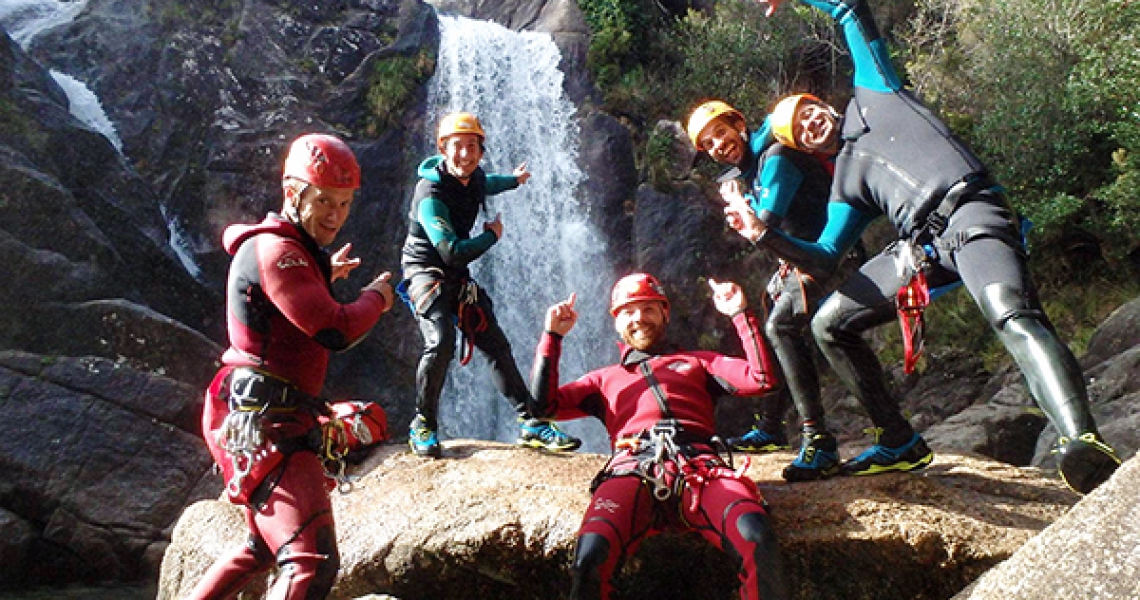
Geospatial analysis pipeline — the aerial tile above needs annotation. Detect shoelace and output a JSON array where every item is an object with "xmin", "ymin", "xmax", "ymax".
[{"xmin": 535, "ymin": 423, "xmax": 566, "ymax": 443}]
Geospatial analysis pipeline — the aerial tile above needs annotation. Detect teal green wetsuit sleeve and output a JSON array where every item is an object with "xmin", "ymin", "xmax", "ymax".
[
  {"xmin": 417, "ymin": 196, "xmax": 498, "ymax": 267},
  {"xmin": 753, "ymin": 155, "xmax": 806, "ymax": 222},
  {"xmin": 762, "ymin": 202, "xmax": 875, "ymax": 274},
  {"xmin": 485, "ymin": 174, "xmax": 522, "ymax": 196},
  {"xmin": 800, "ymin": 0, "xmax": 900, "ymax": 93}
]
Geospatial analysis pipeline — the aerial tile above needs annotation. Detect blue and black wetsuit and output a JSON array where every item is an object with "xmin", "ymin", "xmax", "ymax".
[
  {"xmin": 735, "ymin": 123, "xmax": 846, "ymax": 438},
  {"xmin": 400, "ymin": 156, "xmax": 532, "ymax": 430},
  {"xmin": 755, "ymin": 0, "xmax": 1107, "ymax": 474}
]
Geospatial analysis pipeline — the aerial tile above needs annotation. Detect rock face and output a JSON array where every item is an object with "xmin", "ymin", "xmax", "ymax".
[
  {"xmin": 3, "ymin": 0, "xmax": 1140, "ymax": 594},
  {"xmin": 0, "ymin": 351, "xmax": 219, "ymax": 587},
  {"xmin": 158, "ymin": 441, "xmax": 1088, "ymax": 600},
  {"xmin": 955, "ymin": 454, "xmax": 1140, "ymax": 599}
]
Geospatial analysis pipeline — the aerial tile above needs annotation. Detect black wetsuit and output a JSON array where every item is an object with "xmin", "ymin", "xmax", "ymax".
[
  {"xmin": 400, "ymin": 155, "xmax": 532, "ymax": 431},
  {"xmin": 756, "ymin": 0, "xmax": 1104, "ymax": 455}
]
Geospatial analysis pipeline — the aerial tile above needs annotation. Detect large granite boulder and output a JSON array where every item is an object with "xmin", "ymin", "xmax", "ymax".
[
  {"xmin": 159, "ymin": 441, "xmax": 1084, "ymax": 599},
  {"xmin": 0, "ymin": 351, "xmax": 219, "ymax": 588},
  {"xmin": 955, "ymin": 453, "xmax": 1140, "ymax": 599}
]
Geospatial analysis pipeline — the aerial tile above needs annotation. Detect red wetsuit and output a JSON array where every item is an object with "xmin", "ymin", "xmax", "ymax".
[
  {"xmin": 530, "ymin": 310, "xmax": 789, "ymax": 600},
  {"xmin": 192, "ymin": 214, "xmax": 387, "ymax": 600}
]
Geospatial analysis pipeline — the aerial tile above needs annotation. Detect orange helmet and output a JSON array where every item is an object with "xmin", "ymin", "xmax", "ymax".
[
  {"xmin": 610, "ymin": 273, "xmax": 670, "ymax": 316},
  {"xmin": 686, "ymin": 100, "xmax": 745, "ymax": 150},
  {"xmin": 770, "ymin": 93, "xmax": 824, "ymax": 151},
  {"xmin": 437, "ymin": 112, "xmax": 486, "ymax": 144},
  {"xmin": 282, "ymin": 133, "xmax": 361, "ymax": 189}
]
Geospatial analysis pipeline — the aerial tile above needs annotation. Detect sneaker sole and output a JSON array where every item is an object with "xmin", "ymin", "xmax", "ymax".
[
  {"xmin": 1059, "ymin": 443, "xmax": 1120, "ymax": 494},
  {"xmin": 732, "ymin": 443, "xmax": 791, "ymax": 453},
  {"xmin": 516, "ymin": 439, "xmax": 581, "ymax": 452},
  {"xmin": 843, "ymin": 452, "xmax": 933, "ymax": 476},
  {"xmin": 782, "ymin": 463, "xmax": 840, "ymax": 482},
  {"xmin": 408, "ymin": 440, "xmax": 442, "ymax": 458}
]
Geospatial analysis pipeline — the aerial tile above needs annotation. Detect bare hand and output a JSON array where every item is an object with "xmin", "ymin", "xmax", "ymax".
[
  {"xmin": 364, "ymin": 271, "xmax": 396, "ymax": 312},
  {"xmin": 545, "ymin": 293, "xmax": 578, "ymax": 336},
  {"xmin": 723, "ymin": 194, "xmax": 767, "ymax": 242},
  {"xmin": 484, "ymin": 213, "xmax": 504, "ymax": 239},
  {"xmin": 330, "ymin": 243, "xmax": 362, "ymax": 282},
  {"xmin": 708, "ymin": 279, "xmax": 747, "ymax": 316},
  {"xmin": 719, "ymin": 179, "xmax": 747, "ymax": 207},
  {"xmin": 514, "ymin": 162, "xmax": 531, "ymax": 186}
]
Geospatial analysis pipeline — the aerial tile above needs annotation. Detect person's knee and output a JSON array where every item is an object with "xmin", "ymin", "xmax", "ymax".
[
  {"xmin": 810, "ymin": 301, "xmax": 843, "ymax": 345},
  {"xmin": 736, "ymin": 511, "xmax": 778, "ymax": 548},
  {"xmin": 976, "ymin": 283, "xmax": 1044, "ymax": 331},
  {"xmin": 574, "ymin": 532, "xmax": 611, "ymax": 574},
  {"xmin": 275, "ymin": 526, "xmax": 340, "ymax": 599},
  {"xmin": 421, "ymin": 322, "xmax": 456, "ymax": 354},
  {"xmin": 570, "ymin": 533, "xmax": 610, "ymax": 600}
]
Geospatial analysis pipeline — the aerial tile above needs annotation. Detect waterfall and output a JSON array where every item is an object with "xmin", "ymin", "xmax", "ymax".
[
  {"xmin": 0, "ymin": 0, "xmax": 84, "ymax": 47},
  {"xmin": 0, "ymin": 0, "xmax": 122, "ymax": 150},
  {"xmin": 1, "ymin": 0, "xmax": 203, "ymax": 277},
  {"xmin": 48, "ymin": 69, "xmax": 123, "ymax": 152},
  {"xmin": 426, "ymin": 14, "xmax": 613, "ymax": 453}
]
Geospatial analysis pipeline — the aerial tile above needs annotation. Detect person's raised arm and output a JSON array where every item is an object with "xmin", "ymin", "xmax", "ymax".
[
  {"xmin": 529, "ymin": 293, "xmax": 577, "ymax": 418},
  {"xmin": 705, "ymin": 279, "xmax": 779, "ymax": 394}
]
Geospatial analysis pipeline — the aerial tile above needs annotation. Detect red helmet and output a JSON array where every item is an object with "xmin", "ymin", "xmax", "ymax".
[
  {"xmin": 610, "ymin": 273, "xmax": 669, "ymax": 316},
  {"xmin": 282, "ymin": 133, "xmax": 361, "ymax": 189}
]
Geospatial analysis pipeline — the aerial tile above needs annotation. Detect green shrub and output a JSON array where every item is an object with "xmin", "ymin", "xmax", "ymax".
[
  {"xmin": 366, "ymin": 50, "xmax": 435, "ymax": 135},
  {"xmin": 902, "ymin": 0, "xmax": 1140, "ymax": 262}
]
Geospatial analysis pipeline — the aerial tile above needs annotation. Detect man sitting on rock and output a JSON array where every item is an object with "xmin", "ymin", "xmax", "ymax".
[
  {"xmin": 528, "ymin": 273, "xmax": 789, "ymax": 600},
  {"xmin": 192, "ymin": 133, "xmax": 395, "ymax": 600}
]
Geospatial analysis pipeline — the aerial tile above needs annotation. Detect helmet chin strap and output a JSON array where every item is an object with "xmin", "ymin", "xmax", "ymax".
[{"xmin": 282, "ymin": 182, "xmax": 308, "ymax": 224}]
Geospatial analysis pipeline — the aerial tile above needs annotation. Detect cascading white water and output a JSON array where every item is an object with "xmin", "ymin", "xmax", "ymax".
[
  {"xmin": 0, "ymin": 0, "xmax": 84, "ymax": 47},
  {"xmin": 426, "ymin": 14, "xmax": 613, "ymax": 453},
  {"xmin": 0, "ymin": 0, "xmax": 122, "ymax": 151},
  {"xmin": 1, "ymin": 0, "xmax": 203, "ymax": 277},
  {"xmin": 48, "ymin": 69, "xmax": 123, "ymax": 152}
]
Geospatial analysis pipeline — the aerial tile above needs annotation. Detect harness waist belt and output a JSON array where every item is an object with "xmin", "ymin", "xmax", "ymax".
[
  {"xmin": 921, "ymin": 173, "xmax": 997, "ymax": 235},
  {"xmin": 228, "ymin": 367, "xmax": 324, "ymax": 413}
]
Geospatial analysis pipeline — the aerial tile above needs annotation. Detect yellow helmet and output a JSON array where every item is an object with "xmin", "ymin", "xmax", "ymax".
[
  {"xmin": 770, "ymin": 93, "xmax": 823, "ymax": 150},
  {"xmin": 686, "ymin": 100, "xmax": 745, "ymax": 150},
  {"xmin": 437, "ymin": 112, "xmax": 485, "ymax": 144}
]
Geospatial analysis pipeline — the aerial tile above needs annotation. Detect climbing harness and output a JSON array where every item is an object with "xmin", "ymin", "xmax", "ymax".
[
  {"xmin": 894, "ymin": 240, "xmax": 933, "ymax": 374},
  {"xmin": 592, "ymin": 357, "xmax": 751, "ymax": 511},
  {"xmin": 214, "ymin": 368, "xmax": 358, "ymax": 499},
  {"xmin": 605, "ymin": 421, "xmax": 751, "ymax": 512},
  {"xmin": 457, "ymin": 280, "xmax": 488, "ymax": 366}
]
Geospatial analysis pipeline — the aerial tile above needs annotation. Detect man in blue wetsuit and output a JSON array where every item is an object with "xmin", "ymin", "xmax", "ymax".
[
  {"xmin": 400, "ymin": 112, "xmax": 581, "ymax": 457},
  {"xmin": 724, "ymin": 0, "xmax": 1119, "ymax": 494},
  {"xmin": 688, "ymin": 97, "xmax": 859, "ymax": 481}
]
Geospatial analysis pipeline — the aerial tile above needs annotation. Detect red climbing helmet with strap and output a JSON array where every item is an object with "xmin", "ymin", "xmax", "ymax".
[
  {"xmin": 282, "ymin": 133, "xmax": 361, "ymax": 189},
  {"xmin": 610, "ymin": 273, "xmax": 670, "ymax": 316}
]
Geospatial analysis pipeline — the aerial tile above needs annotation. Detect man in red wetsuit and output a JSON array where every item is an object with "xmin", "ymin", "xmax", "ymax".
[
  {"xmin": 191, "ymin": 133, "xmax": 395, "ymax": 600},
  {"xmin": 529, "ymin": 273, "xmax": 790, "ymax": 600}
]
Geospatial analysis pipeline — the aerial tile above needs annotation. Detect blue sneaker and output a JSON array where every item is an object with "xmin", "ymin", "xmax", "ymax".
[
  {"xmin": 517, "ymin": 418, "xmax": 582, "ymax": 452},
  {"xmin": 782, "ymin": 432, "xmax": 840, "ymax": 482},
  {"xmin": 729, "ymin": 424, "xmax": 790, "ymax": 453},
  {"xmin": 842, "ymin": 430, "xmax": 933, "ymax": 476},
  {"xmin": 1054, "ymin": 432, "xmax": 1120, "ymax": 494},
  {"xmin": 408, "ymin": 415, "xmax": 441, "ymax": 458}
]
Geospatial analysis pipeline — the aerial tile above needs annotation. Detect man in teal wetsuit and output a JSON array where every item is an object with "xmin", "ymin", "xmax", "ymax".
[
  {"xmin": 400, "ymin": 112, "xmax": 581, "ymax": 458},
  {"xmin": 724, "ymin": 0, "xmax": 1119, "ymax": 494},
  {"xmin": 688, "ymin": 97, "xmax": 860, "ymax": 481}
]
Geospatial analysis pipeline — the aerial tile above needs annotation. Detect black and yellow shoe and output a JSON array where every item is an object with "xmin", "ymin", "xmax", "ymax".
[
  {"xmin": 517, "ymin": 418, "xmax": 582, "ymax": 452},
  {"xmin": 408, "ymin": 415, "xmax": 442, "ymax": 459},
  {"xmin": 1055, "ymin": 432, "xmax": 1120, "ymax": 494},
  {"xmin": 782, "ymin": 432, "xmax": 840, "ymax": 482},
  {"xmin": 728, "ymin": 425, "xmax": 790, "ymax": 453},
  {"xmin": 841, "ymin": 430, "xmax": 933, "ymax": 476}
]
